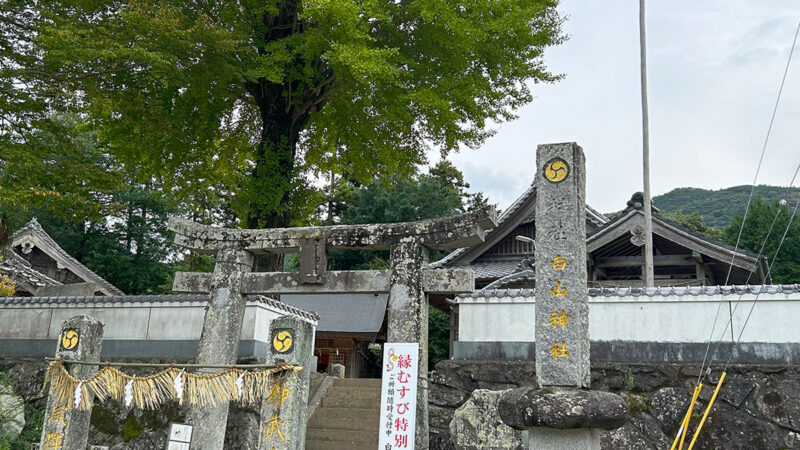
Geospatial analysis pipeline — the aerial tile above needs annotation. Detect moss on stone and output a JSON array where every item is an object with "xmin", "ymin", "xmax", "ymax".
[
  {"xmin": 122, "ymin": 415, "xmax": 144, "ymax": 442},
  {"xmin": 624, "ymin": 368, "xmax": 634, "ymax": 391}
]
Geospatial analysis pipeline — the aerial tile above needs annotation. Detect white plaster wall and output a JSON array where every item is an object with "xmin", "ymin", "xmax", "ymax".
[
  {"xmin": 0, "ymin": 309, "xmax": 53, "ymax": 339},
  {"xmin": 457, "ymin": 293, "xmax": 800, "ymax": 343},
  {"xmin": 0, "ymin": 303, "xmax": 287, "ymax": 342},
  {"xmin": 146, "ymin": 306, "xmax": 206, "ymax": 340}
]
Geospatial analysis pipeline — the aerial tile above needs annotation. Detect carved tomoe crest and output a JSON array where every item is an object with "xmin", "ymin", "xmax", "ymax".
[
  {"xmin": 630, "ymin": 225, "xmax": 646, "ymax": 247},
  {"xmin": 543, "ymin": 158, "xmax": 570, "ymax": 183},
  {"xmin": 271, "ymin": 329, "xmax": 294, "ymax": 354}
]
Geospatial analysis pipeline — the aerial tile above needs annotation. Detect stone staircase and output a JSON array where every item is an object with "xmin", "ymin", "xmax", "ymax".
[{"xmin": 306, "ymin": 377, "xmax": 381, "ymax": 450}]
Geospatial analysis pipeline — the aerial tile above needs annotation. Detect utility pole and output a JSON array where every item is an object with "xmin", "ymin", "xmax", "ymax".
[{"xmin": 639, "ymin": 0, "xmax": 655, "ymax": 287}]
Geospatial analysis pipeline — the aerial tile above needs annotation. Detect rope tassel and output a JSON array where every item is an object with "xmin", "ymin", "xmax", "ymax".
[{"xmin": 40, "ymin": 359, "xmax": 302, "ymax": 411}]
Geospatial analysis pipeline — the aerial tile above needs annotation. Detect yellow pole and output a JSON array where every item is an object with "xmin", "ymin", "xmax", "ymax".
[
  {"xmin": 678, "ymin": 383, "xmax": 702, "ymax": 450},
  {"xmin": 670, "ymin": 383, "xmax": 702, "ymax": 450},
  {"xmin": 687, "ymin": 372, "xmax": 727, "ymax": 450}
]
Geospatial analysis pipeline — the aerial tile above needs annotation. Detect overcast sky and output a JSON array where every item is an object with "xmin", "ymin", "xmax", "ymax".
[{"xmin": 442, "ymin": 0, "xmax": 800, "ymax": 214}]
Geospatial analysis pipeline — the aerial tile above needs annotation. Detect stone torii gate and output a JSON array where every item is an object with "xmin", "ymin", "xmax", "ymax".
[{"xmin": 168, "ymin": 207, "xmax": 497, "ymax": 449}]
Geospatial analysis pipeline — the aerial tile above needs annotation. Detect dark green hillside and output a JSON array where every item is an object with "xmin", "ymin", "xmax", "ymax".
[{"xmin": 652, "ymin": 185, "xmax": 800, "ymax": 227}]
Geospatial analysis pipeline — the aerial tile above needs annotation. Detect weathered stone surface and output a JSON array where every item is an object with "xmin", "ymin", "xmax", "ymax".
[
  {"xmin": 224, "ymin": 405, "xmax": 260, "ymax": 450},
  {"xmin": 185, "ymin": 246, "xmax": 254, "ymax": 450},
  {"xmin": 600, "ymin": 413, "xmax": 669, "ymax": 450},
  {"xmin": 430, "ymin": 368, "xmax": 477, "ymax": 393},
  {"xmin": 388, "ymin": 240, "xmax": 430, "ymax": 449},
  {"xmin": 108, "ymin": 431, "xmax": 167, "ymax": 450},
  {"xmin": 169, "ymin": 206, "xmax": 497, "ymax": 252},
  {"xmin": 649, "ymin": 387, "xmax": 690, "ymax": 436},
  {"xmin": 430, "ymin": 404, "xmax": 456, "ymax": 429},
  {"xmin": 330, "ymin": 363, "xmax": 345, "ymax": 379},
  {"xmin": 721, "ymin": 377, "xmax": 755, "ymax": 407},
  {"xmin": 755, "ymin": 380, "xmax": 800, "ymax": 432},
  {"xmin": 498, "ymin": 386, "xmax": 629, "ymax": 430},
  {"xmin": 534, "ymin": 142, "xmax": 590, "ymax": 388},
  {"xmin": 0, "ymin": 385, "xmax": 25, "ymax": 440},
  {"xmin": 430, "ymin": 428, "xmax": 455, "ymax": 450},
  {"xmin": 429, "ymin": 385, "xmax": 467, "ymax": 407},
  {"xmin": 41, "ymin": 315, "xmax": 104, "ymax": 450},
  {"xmin": 175, "ymin": 268, "xmax": 475, "ymax": 295},
  {"xmin": 450, "ymin": 389, "xmax": 525, "ymax": 450},
  {"xmin": 258, "ymin": 315, "xmax": 316, "ymax": 450},
  {"xmin": 700, "ymin": 403, "xmax": 788, "ymax": 450}
]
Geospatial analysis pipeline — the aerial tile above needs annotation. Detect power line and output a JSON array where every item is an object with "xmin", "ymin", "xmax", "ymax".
[
  {"xmin": 702, "ymin": 163, "xmax": 799, "ymax": 378},
  {"xmin": 696, "ymin": 17, "xmax": 800, "ymax": 383},
  {"xmin": 723, "ymin": 188, "xmax": 800, "ymax": 371}
]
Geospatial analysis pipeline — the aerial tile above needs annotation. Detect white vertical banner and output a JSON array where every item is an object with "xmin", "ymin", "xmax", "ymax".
[{"xmin": 378, "ymin": 343, "xmax": 419, "ymax": 450}]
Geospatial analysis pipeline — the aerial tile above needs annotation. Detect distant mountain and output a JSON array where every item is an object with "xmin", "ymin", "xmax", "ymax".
[{"xmin": 652, "ymin": 185, "xmax": 800, "ymax": 228}]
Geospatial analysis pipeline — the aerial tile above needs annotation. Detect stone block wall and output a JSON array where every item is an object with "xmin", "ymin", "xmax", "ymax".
[{"xmin": 430, "ymin": 359, "xmax": 800, "ymax": 450}]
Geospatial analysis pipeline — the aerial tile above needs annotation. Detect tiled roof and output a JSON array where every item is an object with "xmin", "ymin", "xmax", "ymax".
[
  {"xmin": 432, "ymin": 181, "xmax": 607, "ymax": 268},
  {"xmin": 255, "ymin": 295, "xmax": 320, "ymax": 322},
  {"xmin": 0, "ymin": 252, "xmax": 61, "ymax": 289},
  {"xmin": 482, "ymin": 269, "xmax": 535, "ymax": 289},
  {"xmin": 461, "ymin": 260, "xmax": 524, "ymax": 280},
  {"xmin": 12, "ymin": 219, "xmax": 124, "ymax": 296},
  {"xmin": 456, "ymin": 284, "xmax": 800, "ymax": 300},
  {"xmin": 0, "ymin": 294, "xmax": 320, "ymax": 322},
  {"xmin": 282, "ymin": 294, "xmax": 386, "ymax": 334}
]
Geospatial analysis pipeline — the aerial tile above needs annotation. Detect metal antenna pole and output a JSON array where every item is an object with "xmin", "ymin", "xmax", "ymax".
[{"xmin": 639, "ymin": 0, "xmax": 655, "ymax": 287}]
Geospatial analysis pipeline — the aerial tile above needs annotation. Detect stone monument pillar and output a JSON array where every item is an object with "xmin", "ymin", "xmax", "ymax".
[
  {"xmin": 496, "ymin": 143, "xmax": 629, "ymax": 450},
  {"xmin": 258, "ymin": 315, "xmax": 315, "ymax": 450},
  {"xmin": 40, "ymin": 315, "xmax": 104, "ymax": 450},
  {"xmin": 534, "ymin": 142, "xmax": 590, "ymax": 388},
  {"xmin": 388, "ymin": 240, "xmax": 430, "ymax": 450},
  {"xmin": 187, "ymin": 246, "xmax": 254, "ymax": 450}
]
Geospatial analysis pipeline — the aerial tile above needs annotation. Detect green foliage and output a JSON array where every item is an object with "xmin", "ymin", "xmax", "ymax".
[
  {"xmin": 428, "ymin": 306, "xmax": 450, "ymax": 368},
  {"xmin": 5, "ymin": 0, "xmax": 564, "ymax": 228},
  {"xmin": 624, "ymin": 368, "xmax": 634, "ymax": 391},
  {"xmin": 328, "ymin": 171, "xmax": 465, "ymax": 270},
  {"xmin": 10, "ymin": 403, "xmax": 43, "ymax": 450},
  {"xmin": 7, "ymin": 187, "xmax": 178, "ymax": 295},
  {"xmin": 653, "ymin": 185, "xmax": 800, "ymax": 228},
  {"xmin": 723, "ymin": 196, "xmax": 800, "ymax": 284},
  {"xmin": 660, "ymin": 210, "xmax": 723, "ymax": 240}
]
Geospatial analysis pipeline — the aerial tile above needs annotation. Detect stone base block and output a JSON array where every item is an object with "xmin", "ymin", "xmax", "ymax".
[{"xmin": 529, "ymin": 427, "xmax": 601, "ymax": 450}]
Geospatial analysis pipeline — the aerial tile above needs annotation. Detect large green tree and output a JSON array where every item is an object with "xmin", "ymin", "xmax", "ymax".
[
  {"xmin": 723, "ymin": 196, "xmax": 800, "ymax": 284},
  {"xmin": 11, "ymin": 0, "xmax": 564, "ymax": 230}
]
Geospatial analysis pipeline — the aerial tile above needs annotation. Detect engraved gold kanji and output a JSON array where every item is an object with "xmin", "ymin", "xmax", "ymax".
[
  {"xmin": 551, "ymin": 254, "xmax": 567, "ymax": 270},
  {"xmin": 264, "ymin": 415, "xmax": 286, "ymax": 440},
  {"xmin": 550, "ymin": 281, "xmax": 567, "ymax": 297},
  {"xmin": 550, "ymin": 341, "xmax": 570, "ymax": 359},
  {"xmin": 549, "ymin": 309, "xmax": 569, "ymax": 330},
  {"xmin": 266, "ymin": 381, "xmax": 290, "ymax": 408},
  {"xmin": 42, "ymin": 433, "xmax": 64, "ymax": 450},
  {"xmin": 49, "ymin": 404, "xmax": 67, "ymax": 426}
]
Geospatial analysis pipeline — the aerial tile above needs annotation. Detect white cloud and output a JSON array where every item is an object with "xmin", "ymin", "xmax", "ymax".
[{"xmin": 449, "ymin": 0, "xmax": 800, "ymax": 213}]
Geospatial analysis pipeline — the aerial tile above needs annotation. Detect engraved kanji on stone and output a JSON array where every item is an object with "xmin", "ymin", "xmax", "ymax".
[
  {"xmin": 264, "ymin": 415, "xmax": 286, "ymax": 440},
  {"xmin": 551, "ymin": 254, "xmax": 567, "ymax": 270},
  {"xmin": 550, "ymin": 341, "xmax": 570, "ymax": 359},
  {"xmin": 550, "ymin": 281, "xmax": 567, "ymax": 297},
  {"xmin": 549, "ymin": 309, "xmax": 569, "ymax": 330},
  {"xmin": 546, "ymin": 219, "xmax": 572, "ymax": 241},
  {"xmin": 545, "ymin": 194, "xmax": 570, "ymax": 214}
]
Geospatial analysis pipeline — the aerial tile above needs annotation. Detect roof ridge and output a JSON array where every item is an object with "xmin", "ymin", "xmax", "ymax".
[{"xmin": 13, "ymin": 220, "xmax": 124, "ymax": 295}]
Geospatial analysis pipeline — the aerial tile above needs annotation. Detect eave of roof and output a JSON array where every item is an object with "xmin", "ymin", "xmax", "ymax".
[
  {"xmin": 0, "ymin": 294, "xmax": 320, "ymax": 322},
  {"xmin": 12, "ymin": 219, "xmax": 124, "ymax": 296},
  {"xmin": 0, "ymin": 252, "xmax": 62, "ymax": 289},
  {"xmin": 432, "ymin": 181, "xmax": 607, "ymax": 268}
]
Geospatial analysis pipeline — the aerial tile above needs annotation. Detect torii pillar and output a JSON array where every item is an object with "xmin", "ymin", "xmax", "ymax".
[{"xmin": 169, "ymin": 207, "xmax": 497, "ymax": 449}]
